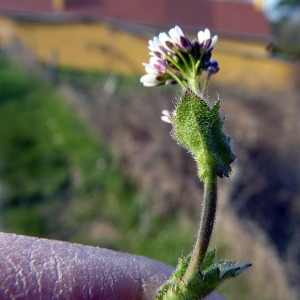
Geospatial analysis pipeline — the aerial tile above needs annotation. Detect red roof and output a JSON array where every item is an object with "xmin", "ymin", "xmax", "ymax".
[
  {"xmin": 0, "ymin": 0, "xmax": 271, "ymax": 40},
  {"xmin": 0, "ymin": 0, "xmax": 53, "ymax": 12}
]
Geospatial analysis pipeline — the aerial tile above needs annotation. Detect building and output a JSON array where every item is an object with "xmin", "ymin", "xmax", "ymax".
[{"xmin": 0, "ymin": 0, "xmax": 294, "ymax": 91}]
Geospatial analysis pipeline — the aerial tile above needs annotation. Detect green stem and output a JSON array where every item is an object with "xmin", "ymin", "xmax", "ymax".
[
  {"xmin": 188, "ymin": 74, "xmax": 200, "ymax": 94},
  {"xmin": 187, "ymin": 54, "xmax": 200, "ymax": 94},
  {"xmin": 188, "ymin": 53, "xmax": 196, "ymax": 74},
  {"xmin": 166, "ymin": 69, "xmax": 187, "ymax": 89},
  {"xmin": 201, "ymin": 71, "xmax": 212, "ymax": 94},
  {"xmin": 183, "ymin": 170, "xmax": 218, "ymax": 282},
  {"xmin": 176, "ymin": 50, "xmax": 190, "ymax": 73},
  {"xmin": 166, "ymin": 56, "xmax": 188, "ymax": 78}
]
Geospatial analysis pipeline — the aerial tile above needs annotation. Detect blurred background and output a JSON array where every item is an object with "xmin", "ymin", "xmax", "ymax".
[{"xmin": 0, "ymin": 0, "xmax": 299, "ymax": 299}]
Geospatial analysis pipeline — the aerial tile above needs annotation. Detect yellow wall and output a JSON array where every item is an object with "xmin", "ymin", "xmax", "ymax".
[
  {"xmin": 0, "ymin": 15, "xmax": 15, "ymax": 45},
  {"xmin": 0, "ymin": 15, "xmax": 295, "ymax": 92},
  {"xmin": 11, "ymin": 21, "xmax": 149, "ymax": 76},
  {"xmin": 214, "ymin": 39, "xmax": 294, "ymax": 91}
]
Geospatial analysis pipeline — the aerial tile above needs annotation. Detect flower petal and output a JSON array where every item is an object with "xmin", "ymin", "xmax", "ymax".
[
  {"xmin": 169, "ymin": 26, "xmax": 184, "ymax": 43},
  {"xmin": 140, "ymin": 74, "xmax": 164, "ymax": 87},
  {"xmin": 149, "ymin": 36, "xmax": 168, "ymax": 58},
  {"xmin": 159, "ymin": 32, "xmax": 176, "ymax": 53},
  {"xmin": 161, "ymin": 115, "xmax": 172, "ymax": 123},
  {"xmin": 211, "ymin": 35, "xmax": 218, "ymax": 49},
  {"xmin": 143, "ymin": 63, "xmax": 160, "ymax": 75},
  {"xmin": 197, "ymin": 28, "xmax": 218, "ymax": 50},
  {"xmin": 161, "ymin": 110, "xmax": 173, "ymax": 123},
  {"xmin": 198, "ymin": 28, "xmax": 210, "ymax": 44},
  {"xmin": 169, "ymin": 25, "xmax": 191, "ymax": 52},
  {"xmin": 206, "ymin": 58, "xmax": 220, "ymax": 74}
]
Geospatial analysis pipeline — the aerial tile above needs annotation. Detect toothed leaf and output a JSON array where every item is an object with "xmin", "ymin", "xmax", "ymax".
[{"xmin": 156, "ymin": 250, "xmax": 251, "ymax": 300}]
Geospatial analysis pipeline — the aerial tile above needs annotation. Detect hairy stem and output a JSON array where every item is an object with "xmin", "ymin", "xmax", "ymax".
[
  {"xmin": 202, "ymin": 71, "xmax": 212, "ymax": 95},
  {"xmin": 183, "ymin": 171, "xmax": 218, "ymax": 281}
]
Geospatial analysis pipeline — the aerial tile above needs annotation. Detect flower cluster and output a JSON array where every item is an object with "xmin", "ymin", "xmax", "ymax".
[{"xmin": 140, "ymin": 26, "xmax": 219, "ymax": 90}]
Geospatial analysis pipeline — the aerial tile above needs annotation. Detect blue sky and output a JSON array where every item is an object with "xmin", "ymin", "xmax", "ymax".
[
  {"xmin": 264, "ymin": 0, "xmax": 281, "ymax": 18},
  {"xmin": 264, "ymin": 0, "xmax": 292, "ymax": 20}
]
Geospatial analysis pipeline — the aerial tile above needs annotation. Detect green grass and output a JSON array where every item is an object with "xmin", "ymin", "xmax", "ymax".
[
  {"xmin": 0, "ymin": 56, "xmax": 288, "ymax": 300},
  {"xmin": 0, "ymin": 56, "xmax": 196, "ymax": 266},
  {"xmin": 0, "ymin": 56, "xmax": 140, "ymax": 242}
]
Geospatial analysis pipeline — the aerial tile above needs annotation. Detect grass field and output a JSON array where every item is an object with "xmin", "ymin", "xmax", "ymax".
[
  {"xmin": 0, "ymin": 56, "xmax": 196, "ymax": 264},
  {"xmin": 0, "ymin": 55, "xmax": 295, "ymax": 299}
]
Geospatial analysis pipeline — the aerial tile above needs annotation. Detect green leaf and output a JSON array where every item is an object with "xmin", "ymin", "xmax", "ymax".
[
  {"xmin": 216, "ymin": 260, "xmax": 252, "ymax": 280},
  {"xmin": 201, "ymin": 249, "xmax": 216, "ymax": 272},
  {"xmin": 156, "ymin": 250, "xmax": 251, "ymax": 300},
  {"xmin": 172, "ymin": 89, "xmax": 235, "ymax": 180}
]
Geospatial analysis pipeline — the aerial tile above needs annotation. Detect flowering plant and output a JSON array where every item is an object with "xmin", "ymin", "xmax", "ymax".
[{"xmin": 141, "ymin": 26, "xmax": 251, "ymax": 299}]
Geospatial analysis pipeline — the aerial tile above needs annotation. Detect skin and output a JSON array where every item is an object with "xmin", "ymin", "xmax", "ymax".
[{"xmin": 0, "ymin": 233, "xmax": 225, "ymax": 299}]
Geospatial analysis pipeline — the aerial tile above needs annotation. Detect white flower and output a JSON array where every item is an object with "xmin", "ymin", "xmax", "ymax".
[
  {"xmin": 148, "ymin": 36, "xmax": 167, "ymax": 59},
  {"xmin": 159, "ymin": 32, "xmax": 176, "ymax": 53},
  {"xmin": 141, "ymin": 54, "xmax": 169, "ymax": 87},
  {"xmin": 143, "ymin": 62, "xmax": 157, "ymax": 75},
  {"xmin": 168, "ymin": 25, "xmax": 192, "ymax": 52},
  {"xmin": 197, "ymin": 28, "xmax": 218, "ymax": 50},
  {"xmin": 143, "ymin": 58, "xmax": 166, "ymax": 75},
  {"xmin": 150, "ymin": 57, "xmax": 167, "ymax": 72},
  {"xmin": 140, "ymin": 26, "xmax": 220, "ymax": 88},
  {"xmin": 161, "ymin": 109, "xmax": 173, "ymax": 123},
  {"xmin": 140, "ymin": 74, "xmax": 165, "ymax": 87}
]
